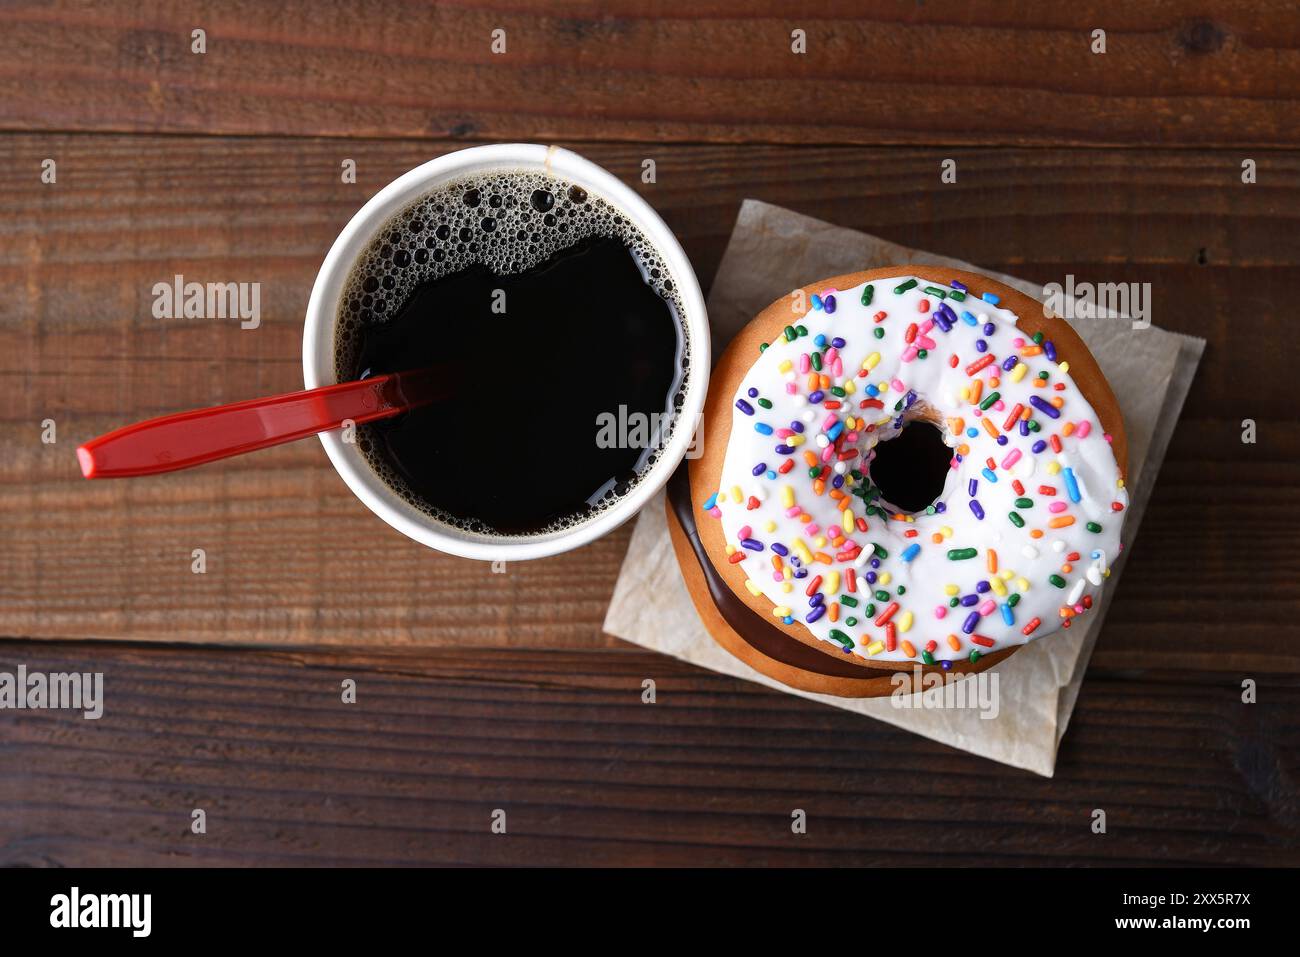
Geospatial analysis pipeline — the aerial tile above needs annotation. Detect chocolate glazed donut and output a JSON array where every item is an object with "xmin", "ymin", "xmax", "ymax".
[{"xmin": 670, "ymin": 265, "xmax": 1127, "ymax": 698}]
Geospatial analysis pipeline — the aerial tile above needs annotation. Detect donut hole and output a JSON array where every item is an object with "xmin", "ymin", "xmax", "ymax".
[{"xmin": 867, "ymin": 421, "xmax": 951, "ymax": 513}]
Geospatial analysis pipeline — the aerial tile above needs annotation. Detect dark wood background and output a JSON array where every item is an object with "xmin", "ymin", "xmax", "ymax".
[{"xmin": 1, "ymin": 1, "xmax": 1297, "ymax": 866}]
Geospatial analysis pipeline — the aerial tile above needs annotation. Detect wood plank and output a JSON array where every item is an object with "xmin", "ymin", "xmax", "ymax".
[
  {"xmin": 1, "ymin": 136, "xmax": 1297, "ymax": 665},
  {"xmin": 0, "ymin": 642, "xmax": 1295, "ymax": 866},
  {"xmin": 1, "ymin": 1, "xmax": 1298, "ymax": 146}
]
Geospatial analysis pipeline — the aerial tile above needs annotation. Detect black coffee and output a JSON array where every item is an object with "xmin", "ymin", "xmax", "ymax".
[{"xmin": 336, "ymin": 170, "xmax": 689, "ymax": 537}]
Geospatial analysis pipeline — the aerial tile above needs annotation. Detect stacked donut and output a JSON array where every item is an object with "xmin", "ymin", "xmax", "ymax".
[{"xmin": 669, "ymin": 266, "xmax": 1129, "ymax": 697}]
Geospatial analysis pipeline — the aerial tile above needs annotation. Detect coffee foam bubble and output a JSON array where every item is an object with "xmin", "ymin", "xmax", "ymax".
[{"xmin": 335, "ymin": 168, "xmax": 690, "ymax": 539}]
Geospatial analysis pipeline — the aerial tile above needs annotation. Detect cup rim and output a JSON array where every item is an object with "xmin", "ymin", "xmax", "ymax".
[{"xmin": 302, "ymin": 144, "xmax": 710, "ymax": 561}]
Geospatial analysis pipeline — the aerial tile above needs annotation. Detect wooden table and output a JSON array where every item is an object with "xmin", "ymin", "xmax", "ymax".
[{"xmin": 2, "ymin": 1, "xmax": 1297, "ymax": 866}]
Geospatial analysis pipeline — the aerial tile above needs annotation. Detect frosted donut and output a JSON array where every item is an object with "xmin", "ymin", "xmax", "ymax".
[{"xmin": 669, "ymin": 265, "xmax": 1129, "ymax": 696}]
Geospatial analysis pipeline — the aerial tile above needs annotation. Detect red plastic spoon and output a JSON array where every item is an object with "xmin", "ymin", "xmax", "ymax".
[{"xmin": 77, "ymin": 368, "xmax": 442, "ymax": 479}]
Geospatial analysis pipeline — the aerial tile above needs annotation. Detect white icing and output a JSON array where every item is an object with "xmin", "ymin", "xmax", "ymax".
[{"xmin": 709, "ymin": 276, "xmax": 1129, "ymax": 663}]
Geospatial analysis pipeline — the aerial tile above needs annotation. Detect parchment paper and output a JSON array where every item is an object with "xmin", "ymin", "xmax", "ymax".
[{"xmin": 604, "ymin": 200, "xmax": 1205, "ymax": 776}]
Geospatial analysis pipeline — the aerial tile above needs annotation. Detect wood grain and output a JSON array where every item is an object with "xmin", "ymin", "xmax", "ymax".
[
  {"xmin": 1, "ymin": 2, "xmax": 1297, "ymax": 871},
  {"xmin": 1, "ymin": 1, "xmax": 1298, "ymax": 147},
  {"xmin": 1, "ymin": 136, "xmax": 1297, "ymax": 664},
  {"xmin": 0, "ymin": 642, "xmax": 1294, "ymax": 866}
]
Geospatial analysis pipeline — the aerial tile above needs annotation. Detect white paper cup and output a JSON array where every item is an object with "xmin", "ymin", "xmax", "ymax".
[{"xmin": 303, "ymin": 144, "xmax": 709, "ymax": 561}]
